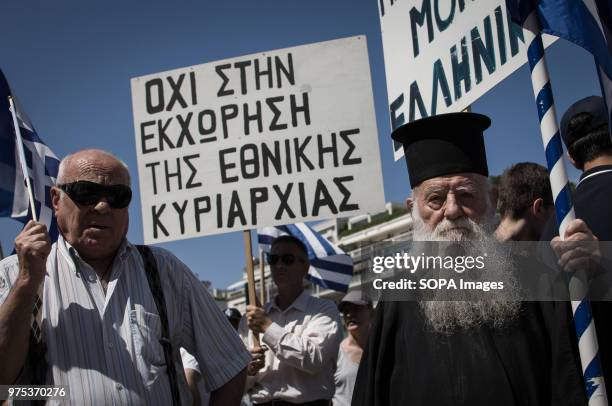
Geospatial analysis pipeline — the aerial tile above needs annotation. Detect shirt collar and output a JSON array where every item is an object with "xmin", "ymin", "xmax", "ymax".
[
  {"xmin": 57, "ymin": 234, "xmax": 133, "ymax": 272},
  {"xmin": 578, "ymin": 164, "xmax": 612, "ymax": 187},
  {"xmin": 266, "ymin": 290, "xmax": 310, "ymax": 313}
]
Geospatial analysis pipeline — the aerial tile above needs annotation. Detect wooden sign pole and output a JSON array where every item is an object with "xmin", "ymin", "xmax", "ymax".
[
  {"xmin": 243, "ymin": 230, "xmax": 261, "ymax": 347},
  {"xmin": 259, "ymin": 248, "xmax": 266, "ymax": 305}
]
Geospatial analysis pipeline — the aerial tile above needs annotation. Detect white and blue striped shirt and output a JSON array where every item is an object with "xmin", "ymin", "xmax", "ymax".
[{"xmin": 0, "ymin": 236, "xmax": 250, "ymax": 405}]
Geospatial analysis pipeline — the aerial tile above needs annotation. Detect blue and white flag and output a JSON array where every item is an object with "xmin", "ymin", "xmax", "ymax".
[
  {"xmin": 258, "ymin": 223, "xmax": 353, "ymax": 293},
  {"xmin": 1, "ymin": 69, "xmax": 60, "ymax": 242},
  {"xmin": 506, "ymin": 0, "xmax": 612, "ymax": 134}
]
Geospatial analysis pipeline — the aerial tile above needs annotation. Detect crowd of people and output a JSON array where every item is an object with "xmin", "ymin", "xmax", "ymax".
[{"xmin": 0, "ymin": 95, "xmax": 610, "ymax": 405}]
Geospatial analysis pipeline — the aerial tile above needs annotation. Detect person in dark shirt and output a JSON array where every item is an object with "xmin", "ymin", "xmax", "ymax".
[{"xmin": 540, "ymin": 95, "xmax": 612, "ymax": 391}]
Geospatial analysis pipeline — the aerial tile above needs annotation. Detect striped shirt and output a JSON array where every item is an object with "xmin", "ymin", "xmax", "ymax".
[{"xmin": 0, "ymin": 236, "xmax": 250, "ymax": 405}]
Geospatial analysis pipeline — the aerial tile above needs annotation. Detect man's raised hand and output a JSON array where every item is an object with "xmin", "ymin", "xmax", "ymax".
[{"xmin": 14, "ymin": 220, "xmax": 51, "ymax": 293}]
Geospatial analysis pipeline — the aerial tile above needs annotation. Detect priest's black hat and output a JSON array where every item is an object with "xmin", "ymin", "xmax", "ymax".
[{"xmin": 391, "ymin": 112, "xmax": 492, "ymax": 187}]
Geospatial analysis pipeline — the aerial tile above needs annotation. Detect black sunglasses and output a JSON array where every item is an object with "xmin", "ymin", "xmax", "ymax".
[
  {"xmin": 57, "ymin": 181, "xmax": 132, "ymax": 209},
  {"xmin": 267, "ymin": 253, "xmax": 306, "ymax": 266}
]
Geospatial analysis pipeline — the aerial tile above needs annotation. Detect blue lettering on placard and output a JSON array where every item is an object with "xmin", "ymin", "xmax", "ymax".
[
  {"xmin": 390, "ymin": 94, "xmax": 405, "ymax": 130},
  {"xmin": 431, "ymin": 59, "xmax": 452, "ymax": 114},
  {"xmin": 389, "ymin": 2, "xmax": 528, "ymax": 150},
  {"xmin": 409, "ymin": 81, "xmax": 429, "ymax": 121},
  {"xmin": 494, "ymin": 6, "xmax": 508, "ymax": 65},
  {"xmin": 390, "ymin": 94, "xmax": 406, "ymax": 153},
  {"xmin": 471, "ymin": 16, "xmax": 496, "ymax": 84},
  {"xmin": 451, "ymin": 37, "xmax": 471, "ymax": 100},
  {"xmin": 410, "ymin": 0, "xmax": 433, "ymax": 57},
  {"xmin": 434, "ymin": 0, "xmax": 456, "ymax": 32},
  {"xmin": 508, "ymin": 10, "xmax": 525, "ymax": 57}
]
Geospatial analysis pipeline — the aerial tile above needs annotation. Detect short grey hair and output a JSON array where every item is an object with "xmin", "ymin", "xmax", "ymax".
[{"xmin": 56, "ymin": 149, "xmax": 130, "ymax": 184}]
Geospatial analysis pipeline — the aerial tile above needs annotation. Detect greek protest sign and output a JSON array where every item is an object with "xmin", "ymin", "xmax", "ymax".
[
  {"xmin": 131, "ymin": 36, "xmax": 385, "ymax": 244},
  {"xmin": 378, "ymin": 0, "xmax": 556, "ymax": 160}
]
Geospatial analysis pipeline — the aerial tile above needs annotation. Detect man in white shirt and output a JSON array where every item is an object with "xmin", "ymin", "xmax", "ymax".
[
  {"xmin": 241, "ymin": 235, "xmax": 342, "ymax": 405},
  {"xmin": 0, "ymin": 149, "xmax": 249, "ymax": 405}
]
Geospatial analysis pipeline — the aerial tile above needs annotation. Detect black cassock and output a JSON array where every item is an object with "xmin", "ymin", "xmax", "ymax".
[{"xmin": 352, "ymin": 301, "xmax": 587, "ymax": 406}]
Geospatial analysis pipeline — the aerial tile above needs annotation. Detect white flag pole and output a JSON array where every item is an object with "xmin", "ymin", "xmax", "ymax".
[
  {"xmin": 8, "ymin": 96, "xmax": 38, "ymax": 222},
  {"xmin": 521, "ymin": 13, "xmax": 607, "ymax": 405}
]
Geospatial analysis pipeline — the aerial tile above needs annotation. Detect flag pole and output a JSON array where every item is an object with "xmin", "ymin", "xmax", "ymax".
[
  {"xmin": 243, "ymin": 230, "xmax": 261, "ymax": 348},
  {"xmin": 8, "ymin": 96, "xmax": 38, "ymax": 222},
  {"xmin": 522, "ymin": 13, "xmax": 608, "ymax": 405}
]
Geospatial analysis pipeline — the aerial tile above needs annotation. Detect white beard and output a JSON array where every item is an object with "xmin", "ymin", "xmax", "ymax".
[{"xmin": 412, "ymin": 206, "xmax": 521, "ymax": 333}]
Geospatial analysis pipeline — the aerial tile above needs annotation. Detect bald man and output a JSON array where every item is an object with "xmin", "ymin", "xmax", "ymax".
[{"xmin": 0, "ymin": 149, "xmax": 249, "ymax": 405}]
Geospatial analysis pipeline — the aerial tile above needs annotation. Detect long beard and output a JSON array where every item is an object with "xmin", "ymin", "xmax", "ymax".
[{"xmin": 412, "ymin": 206, "xmax": 521, "ymax": 333}]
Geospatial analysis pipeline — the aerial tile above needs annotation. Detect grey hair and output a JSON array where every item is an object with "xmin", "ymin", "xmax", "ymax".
[{"xmin": 56, "ymin": 149, "xmax": 131, "ymax": 184}]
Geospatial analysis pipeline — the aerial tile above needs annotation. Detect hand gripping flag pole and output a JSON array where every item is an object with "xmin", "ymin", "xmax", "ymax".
[
  {"xmin": 8, "ymin": 96, "xmax": 38, "ymax": 223},
  {"xmin": 522, "ymin": 12, "xmax": 607, "ymax": 405}
]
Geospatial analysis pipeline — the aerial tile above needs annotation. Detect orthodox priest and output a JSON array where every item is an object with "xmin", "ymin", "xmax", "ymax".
[{"xmin": 351, "ymin": 112, "xmax": 595, "ymax": 405}]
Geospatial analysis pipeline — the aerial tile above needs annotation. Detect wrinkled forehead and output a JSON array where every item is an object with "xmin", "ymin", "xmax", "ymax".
[
  {"xmin": 65, "ymin": 155, "xmax": 130, "ymax": 185},
  {"xmin": 416, "ymin": 173, "xmax": 487, "ymax": 196}
]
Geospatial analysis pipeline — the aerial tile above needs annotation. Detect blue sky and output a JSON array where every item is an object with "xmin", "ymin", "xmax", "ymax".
[{"xmin": 0, "ymin": 1, "xmax": 600, "ymax": 289}]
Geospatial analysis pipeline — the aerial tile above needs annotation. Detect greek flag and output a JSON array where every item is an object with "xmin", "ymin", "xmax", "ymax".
[
  {"xmin": 258, "ymin": 223, "xmax": 353, "ymax": 292},
  {"xmin": 1, "ymin": 69, "xmax": 60, "ymax": 242},
  {"xmin": 506, "ymin": 0, "xmax": 612, "ymax": 134}
]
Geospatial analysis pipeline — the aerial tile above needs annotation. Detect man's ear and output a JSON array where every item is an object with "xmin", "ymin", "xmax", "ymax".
[
  {"xmin": 51, "ymin": 186, "xmax": 61, "ymax": 212},
  {"xmin": 405, "ymin": 197, "xmax": 413, "ymax": 211},
  {"xmin": 532, "ymin": 197, "xmax": 544, "ymax": 215}
]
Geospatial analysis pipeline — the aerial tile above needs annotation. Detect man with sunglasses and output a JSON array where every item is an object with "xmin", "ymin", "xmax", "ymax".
[
  {"xmin": 0, "ymin": 149, "xmax": 250, "ymax": 405},
  {"xmin": 240, "ymin": 235, "xmax": 342, "ymax": 406}
]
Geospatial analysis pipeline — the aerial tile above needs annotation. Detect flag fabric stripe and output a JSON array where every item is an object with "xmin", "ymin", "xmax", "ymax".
[
  {"xmin": 305, "ymin": 274, "xmax": 348, "ymax": 293},
  {"xmin": 1, "ymin": 69, "xmax": 59, "ymax": 244},
  {"xmin": 284, "ymin": 224, "xmax": 321, "ymax": 259},
  {"xmin": 310, "ymin": 258, "xmax": 353, "ymax": 276},
  {"xmin": 296, "ymin": 223, "xmax": 338, "ymax": 256},
  {"xmin": 307, "ymin": 266, "xmax": 353, "ymax": 285},
  {"xmin": 596, "ymin": 64, "xmax": 612, "ymax": 132},
  {"xmin": 258, "ymin": 235, "xmax": 276, "ymax": 246},
  {"xmin": 258, "ymin": 224, "xmax": 353, "ymax": 292}
]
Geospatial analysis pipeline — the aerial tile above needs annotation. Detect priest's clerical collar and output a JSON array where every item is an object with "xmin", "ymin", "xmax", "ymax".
[{"xmin": 391, "ymin": 112, "xmax": 492, "ymax": 188}]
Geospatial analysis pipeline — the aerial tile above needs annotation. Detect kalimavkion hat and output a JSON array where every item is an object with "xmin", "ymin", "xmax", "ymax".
[
  {"xmin": 560, "ymin": 95, "xmax": 609, "ymax": 148},
  {"xmin": 391, "ymin": 112, "xmax": 492, "ymax": 187}
]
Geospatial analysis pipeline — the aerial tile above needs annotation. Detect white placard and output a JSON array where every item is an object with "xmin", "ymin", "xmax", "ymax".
[
  {"xmin": 378, "ymin": 0, "xmax": 555, "ymax": 160},
  {"xmin": 131, "ymin": 36, "xmax": 385, "ymax": 244}
]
